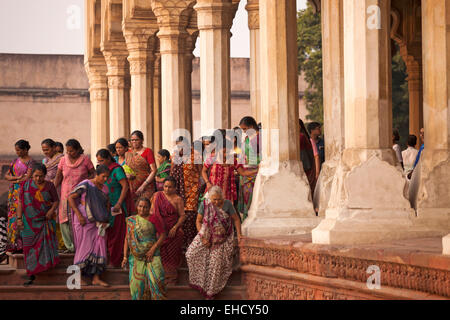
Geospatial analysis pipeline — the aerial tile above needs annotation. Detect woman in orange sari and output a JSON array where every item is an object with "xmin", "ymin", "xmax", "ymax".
[
  {"xmin": 151, "ymin": 177, "xmax": 185, "ymax": 285},
  {"xmin": 125, "ymin": 131, "xmax": 157, "ymax": 204}
]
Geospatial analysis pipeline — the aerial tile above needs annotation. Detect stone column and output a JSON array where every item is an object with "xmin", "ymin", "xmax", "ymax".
[
  {"xmin": 313, "ymin": 0, "xmax": 345, "ymax": 217},
  {"xmin": 184, "ymin": 29, "xmax": 198, "ymax": 137},
  {"xmin": 125, "ymin": 33, "xmax": 157, "ymax": 149},
  {"xmin": 246, "ymin": 0, "xmax": 261, "ymax": 123},
  {"xmin": 312, "ymin": 0, "xmax": 432, "ymax": 245},
  {"xmin": 412, "ymin": 0, "xmax": 450, "ymax": 234},
  {"xmin": 103, "ymin": 54, "xmax": 131, "ymax": 142},
  {"xmin": 151, "ymin": 0, "xmax": 194, "ymax": 150},
  {"xmin": 242, "ymin": 0, "xmax": 320, "ymax": 238},
  {"xmin": 195, "ymin": 0, "xmax": 235, "ymax": 136},
  {"xmin": 405, "ymin": 59, "xmax": 424, "ymax": 147},
  {"xmin": 86, "ymin": 62, "xmax": 109, "ymax": 162},
  {"xmin": 153, "ymin": 49, "xmax": 162, "ymax": 153}
]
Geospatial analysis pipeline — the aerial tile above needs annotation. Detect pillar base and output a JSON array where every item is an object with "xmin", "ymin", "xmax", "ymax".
[
  {"xmin": 312, "ymin": 155, "xmax": 433, "ymax": 245},
  {"xmin": 313, "ymin": 159, "xmax": 338, "ymax": 217},
  {"xmin": 242, "ymin": 160, "xmax": 321, "ymax": 238},
  {"xmin": 443, "ymin": 234, "xmax": 450, "ymax": 255}
]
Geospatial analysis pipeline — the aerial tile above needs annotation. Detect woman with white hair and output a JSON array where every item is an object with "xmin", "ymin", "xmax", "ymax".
[{"xmin": 186, "ymin": 185, "xmax": 242, "ymax": 299}]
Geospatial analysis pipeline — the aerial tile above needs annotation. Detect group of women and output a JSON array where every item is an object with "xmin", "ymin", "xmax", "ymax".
[{"xmin": 1, "ymin": 115, "xmax": 324, "ymax": 300}]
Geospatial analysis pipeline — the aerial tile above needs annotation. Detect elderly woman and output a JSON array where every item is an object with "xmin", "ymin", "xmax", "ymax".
[
  {"xmin": 186, "ymin": 186, "xmax": 242, "ymax": 300},
  {"xmin": 122, "ymin": 197, "xmax": 167, "ymax": 300},
  {"xmin": 16, "ymin": 164, "xmax": 60, "ymax": 285}
]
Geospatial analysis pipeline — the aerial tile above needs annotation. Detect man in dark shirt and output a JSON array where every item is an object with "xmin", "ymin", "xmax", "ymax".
[{"xmin": 307, "ymin": 122, "xmax": 325, "ymax": 166}]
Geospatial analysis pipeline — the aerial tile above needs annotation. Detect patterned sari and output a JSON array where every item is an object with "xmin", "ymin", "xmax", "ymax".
[
  {"xmin": 152, "ymin": 191, "xmax": 184, "ymax": 284},
  {"xmin": 125, "ymin": 151, "xmax": 155, "ymax": 203},
  {"xmin": 186, "ymin": 199, "xmax": 235, "ymax": 299},
  {"xmin": 7, "ymin": 158, "xmax": 34, "ymax": 252},
  {"xmin": 126, "ymin": 215, "xmax": 166, "ymax": 300},
  {"xmin": 237, "ymin": 134, "xmax": 260, "ymax": 220},
  {"xmin": 20, "ymin": 180, "xmax": 60, "ymax": 276},
  {"xmin": 204, "ymin": 157, "xmax": 242, "ymax": 202},
  {"xmin": 43, "ymin": 153, "xmax": 65, "ymax": 250},
  {"xmin": 182, "ymin": 153, "xmax": 201, "ymax": 248}
]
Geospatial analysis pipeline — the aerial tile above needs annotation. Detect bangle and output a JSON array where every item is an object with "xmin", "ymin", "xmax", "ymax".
[{"xmin": 17, "ymin": 217, "xmax": 22, "ymax": 220}]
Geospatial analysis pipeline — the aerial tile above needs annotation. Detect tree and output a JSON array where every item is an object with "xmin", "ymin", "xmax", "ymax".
[{"xmin": 297, "ymin": 3, "xmax": 323, "ymax": 124}]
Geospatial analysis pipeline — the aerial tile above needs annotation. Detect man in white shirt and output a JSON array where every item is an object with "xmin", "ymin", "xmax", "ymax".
[{"xmin": 402, "ymin": 134, "xmax": 419, "ymax": 178}]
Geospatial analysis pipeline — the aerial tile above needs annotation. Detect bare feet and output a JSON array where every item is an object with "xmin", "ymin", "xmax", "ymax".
[
  {"xmin": 92, "ymin": 275, "xmax": 109, "ymax": 287},
  {"xmin": 81, "ymin": 278, "xmax": 91, "ymax": 286}
]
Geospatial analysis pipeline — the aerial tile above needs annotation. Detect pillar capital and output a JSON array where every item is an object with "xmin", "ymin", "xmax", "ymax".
[
  {"xmin": 195, "ymin": 0, "xmax": 238, "ymax": 30},
  {"xmin": 246, "ymin": 0, "xmax": 260, "ymax": 30}
]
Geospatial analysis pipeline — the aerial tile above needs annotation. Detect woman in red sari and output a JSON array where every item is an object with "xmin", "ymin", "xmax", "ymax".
[
  {"xmin": 151, "ymin": 177, "xmax": 185, "ymax": 285},
  {"xmin": 126, "ymin": 131, "xmax": 157, "ymax": 204},
  {"xmin": 202, "ymin": 139, "xmax": 258, "ymax": 203}
]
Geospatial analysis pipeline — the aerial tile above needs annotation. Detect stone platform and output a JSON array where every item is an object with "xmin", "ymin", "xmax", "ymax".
[
  {"xmin": 239, "ymin": 235, "xmax": 450, "ymax": 300},
  {"xmin": 0, "ymin": 253, "xmax": 246, "ymax": 300}
]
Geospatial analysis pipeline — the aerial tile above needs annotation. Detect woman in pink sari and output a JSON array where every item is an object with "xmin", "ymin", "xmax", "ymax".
[
  {"xmin": 4, "ymin": 140, "xmax": 35, "ymax": 253},
  {"xmin": 151, "ymin": 177, "xmax": 185, "ymax": 285},
  {"xmin": 68, "ymin": 165, "xmax": 111, "ymax": 287},
  {"xmin": 54, "ymin": 139, "xmax": 95, "ymax": 253}
]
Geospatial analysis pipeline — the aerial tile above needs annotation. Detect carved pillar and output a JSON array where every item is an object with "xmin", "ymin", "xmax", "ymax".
[
  {"xmin": 246, "ymin": 0, "xmax": 261, "ymax": 123},
  {"xmin": 405, "ymin": 58, "xmax": 423, "ymax": 145},
  {"xmin": 86, "ymin": 63, "xmax": 109, "ymax": 162},
  {"xmin": 125, "ymin": 33, "xmax": 156, "ymax": 149},
  {"xmin": 103, "ymin": 54, "xmax": 131, "ymax": 142},
  {"xmin": 242, "ymin": 0, "xmax": 320, "ymax": 238},
  {"xmin": 195, "ymin": 0, "xmax": 236, "ymax": 136},
  {"xmin": 151, "ymin": 0, "xmax": 194, "ymax": 150},
  {"xmin": 313, "ymin": 0, "xmax": 345, "ymax": 217},
  {"xmin": 411, "ymin": 0, "xmax": 450, "ymax": 234},
  {"xmin": 312, "ymin": 0, "xmax": 430, "ymax": 245},
  {"xmin": 153, "ymin": 47, "xmax": 162, "ymax": 153},
  {"xmin": 100, "ymin": 0, "xmax": 130, "ymax": 142},
  {"xmin": 85, "ymin": 0, "xmax": 109, "ymax": 160}
]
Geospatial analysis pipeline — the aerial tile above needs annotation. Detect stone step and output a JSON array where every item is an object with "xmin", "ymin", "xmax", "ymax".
[
  {"xmin": 0, "ymin": 284, "xmax": 247, "ymax": 300},
  {"xmin": 0, "ymin": 265, "xmax": 242, "ymax": 287},
  {"xmin": 7, "ymin": 252, "xmax": 75, "ymax": 269}
]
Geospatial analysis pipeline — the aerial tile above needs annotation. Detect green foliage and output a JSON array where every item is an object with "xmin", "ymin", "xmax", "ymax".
[{"xmin": 297, "ymin": 3, "xmax": 323, "ymax": 124}]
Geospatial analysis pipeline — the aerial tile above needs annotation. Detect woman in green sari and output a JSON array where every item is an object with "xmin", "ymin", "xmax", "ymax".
[
  {"xmin": 155, "ymin": 149, "xmax": 171, "ymax": 192},
  {"xmin": 122, "ymin": 197, "xmax": 167, "ymax": 300}
]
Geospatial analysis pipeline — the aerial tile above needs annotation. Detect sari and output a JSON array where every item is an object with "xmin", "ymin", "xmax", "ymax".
[
  {"xmin": 156, "ymin": 160, "xmax": 171, "ymax": 191},
  {"xmin": 300, "ymin": 133, "xmax": 317, "ymax": 194},
  {"xmin": 237, "ymin": 134, "xmax": 260, "ymax": 220},
  {"xmin": 7, "ymin": 157, "xmax": 34, "ymax": 252},
  {"xmin": 125, "ymin": 151, "xmax": 155, "ymax": 203},
  {"xmin": 105, "ymin": 162, "xmax": 128, "ymax": 267},
  {"xmin": 152, "ymin": 191, "xmax": 184, "ymax": 284},
  {"xmin": 43, "ymin": 153, "xmax": 65, "ymax": 250},
  {"xmin": 204, "ymin": 157, "xmax": 242, "ymax": 202},
  {"xmin": 126, "ymin": 215, "xmax": 166, "ymax": 300},
  {"xmin": 182, "ymin": 153, "xmax": 201, "ymax": 248},
  {"xmin": 186, "ymin": 199, "xmax": 235, "ymax": 299},
  {"xmin": 71, "ymin": 180, "xmax": 109, "ymax": 277},
  {"xmin": 20, "ymin": 180, "xmax": 60, "ymax": 276}
]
